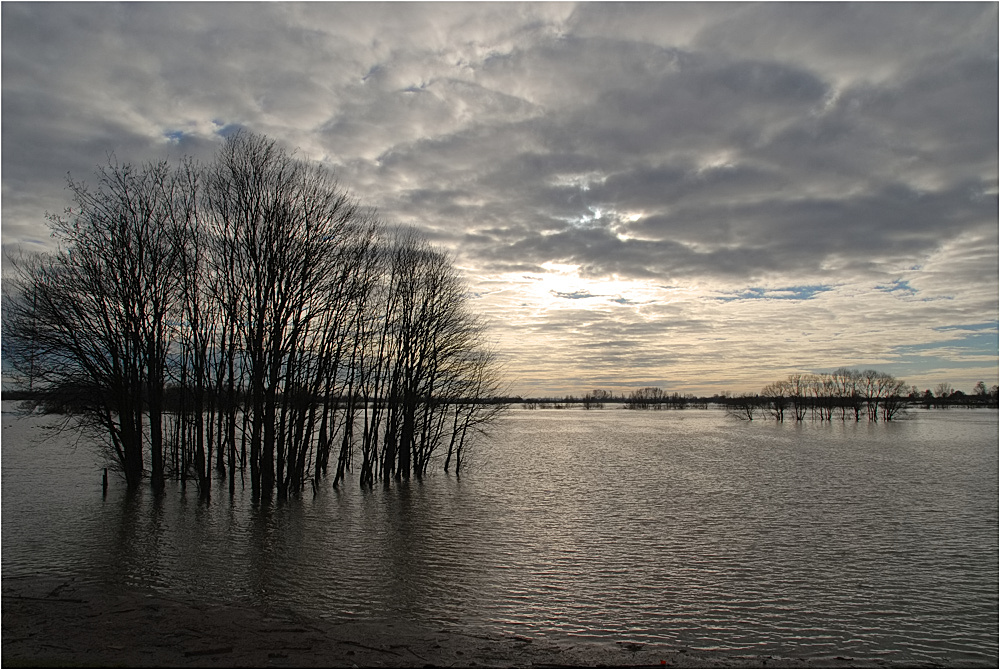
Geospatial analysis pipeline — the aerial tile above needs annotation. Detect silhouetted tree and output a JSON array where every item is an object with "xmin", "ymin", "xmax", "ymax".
[
  {"xmin": 727, "ymin": 393, "xmax": 759, "ymax": 421},
  {"xmin": 5, "ymin": 159, "xmax": 187, "ymax": 490},
  {"xmin": 761, "ymin": 380, "xmax": 789, "ymax": 421},
  {"xmin": 756, "ymin": 367, "xmax": 909, "ymax": 423},
  {"xmin": 582, "ymin": 389, "xmax": 612, "ymax": 409},
  {"xmin": 3, "ymin": 131, "xmax": 508, "ymax": 497},
  {"xmin": 934, "ymin": 382, "xmax": 954, "ymax": 404},
  {"xmin": 629, "ymin": 387, "xmax": 665, "ymax": 410}
]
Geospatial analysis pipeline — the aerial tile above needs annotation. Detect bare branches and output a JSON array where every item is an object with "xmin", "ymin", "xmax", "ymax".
[
  {"xmin": 755, "ymin": 368, "xmax": 911, "ymax": 422},
  {"xmin": 3, "ymin": 131, "xmax": 508, "ymax": 498}
]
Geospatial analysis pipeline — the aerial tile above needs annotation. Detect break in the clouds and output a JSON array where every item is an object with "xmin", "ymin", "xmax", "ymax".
[{"xmin": 3, "ymin": 2, "xmax": 997, "ymax": 396}]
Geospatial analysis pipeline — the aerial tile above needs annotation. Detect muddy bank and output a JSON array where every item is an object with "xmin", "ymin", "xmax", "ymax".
[{"xmin": 3, "ymin": 575, "xmax": 892, "ymax": 668}]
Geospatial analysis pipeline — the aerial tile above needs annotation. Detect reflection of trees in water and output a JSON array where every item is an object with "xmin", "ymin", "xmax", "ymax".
[
  {"xmin": 107, "ymin": 490, "xmax": 167, "ymax": 590},
  {"xmin": 4, "ymin": 131, "xmax": 507, "ymax": 501}
]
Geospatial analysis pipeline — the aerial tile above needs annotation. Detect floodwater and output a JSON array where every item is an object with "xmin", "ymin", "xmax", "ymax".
[{"xmin": 2, "ymin": 404, "xmax": 997, "ymax": 666}]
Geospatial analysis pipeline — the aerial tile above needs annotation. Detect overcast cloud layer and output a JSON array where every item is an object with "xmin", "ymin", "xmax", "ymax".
[{"xmin": 3, "ymin": 2, "xmax": 997, "ymax": 396}]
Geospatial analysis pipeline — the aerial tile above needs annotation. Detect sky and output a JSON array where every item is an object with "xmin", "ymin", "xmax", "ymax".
[{"xmin": 2, "ymin": 2, "xmax": 997, "ymax": 398}]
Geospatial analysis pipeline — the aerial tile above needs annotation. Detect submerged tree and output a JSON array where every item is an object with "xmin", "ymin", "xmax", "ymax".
[
  {"xmin": 754, "ymin": 368, "xmax": 910, "ymax": 422},
  {"xmin": 582, "ymin": 389, "xmax": 612, "ymax": 409},
  {"xmin": 628, "ymin": 386, "xmax": 666, "ymax": 410},
  {"xmin": 351, "ymin": 228, "xmax": 508, "ymax": 484},
  {"xmin": 727, "ymin": 393, "xmax": 760, "ymax": 421},
  {"xmin": 4, "ymin": 159, "xmax": 187, "ymax": 489},
  {"xmin": 3, "ymin": 131, "xmax": 508, "ymax": 497}
]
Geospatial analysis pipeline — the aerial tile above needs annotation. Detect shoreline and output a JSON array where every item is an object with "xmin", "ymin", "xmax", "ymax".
[{"xmin": 3, "ymin": 575, "xmax": 903, "ymax": 669}]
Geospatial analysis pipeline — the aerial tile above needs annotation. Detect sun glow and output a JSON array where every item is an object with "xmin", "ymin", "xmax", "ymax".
[{"xmin": 506, "ymin": 262, "xmax": 663, "ymax": 309}]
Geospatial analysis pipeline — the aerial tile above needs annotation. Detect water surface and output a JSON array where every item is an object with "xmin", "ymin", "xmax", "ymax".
[{"xmin": 3, "ymin": 405, "xmax": 997, "ymax": 666}]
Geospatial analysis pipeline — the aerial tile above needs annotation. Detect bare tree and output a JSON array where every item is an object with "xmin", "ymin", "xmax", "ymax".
[
  {"xmin": 879, "ymin": 375, "xmax": 910, "ymax": 421},
  {"xmin": 204, "ymin": 130, "xmax": 363, "ymax": 500},
  {"xmin": 629, "ymin": 387, "xmax": 666, "ymax": 410},
  {"xmin": 831, "ymin": 367, "xmax": 863, "ymax": 421},
  {"xmin": 582, "ymin": 389, "xmax": 612, "ymax": 409},
  {"xmin": 934, "ymin": 382, "xmax": 954, "ymax": 403},
  {"xmin": 4, "ymin": 131, "xmax": 508, "ymax": 497},
  {"xmin": 756, "ymin": 367, "xmax": 909, "ymax": 423},
  {"xmin": 761, "ymin": 380, "xmax": 789, "ymax": 421},
  {"xmin": 727, "ymin": 393, "xmax": 759, "ymax": 421},
  {"xmin": 443, "ymin": 344, "xmax": 508, "ymax": 474},
  {"xmin": 4, "ymin": 159, "xmax": 188, "ymax": 490}
]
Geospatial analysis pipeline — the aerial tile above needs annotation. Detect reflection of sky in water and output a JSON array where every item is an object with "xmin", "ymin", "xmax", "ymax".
[{"xmin": 2, "ymin": 405, "xmax": 997, "ymax": 666}]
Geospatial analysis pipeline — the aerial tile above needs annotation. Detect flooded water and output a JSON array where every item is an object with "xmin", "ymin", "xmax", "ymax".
[{"xmin": 3, "ymin": 404, "xmax": 997, "ymax": 666}]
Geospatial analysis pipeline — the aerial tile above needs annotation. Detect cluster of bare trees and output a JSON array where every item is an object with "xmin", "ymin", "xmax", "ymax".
[
  {"xmin": 728, "ymin": 368, "xmax": 910, "ymax": 422},
  {"xmin": 582, "ymin": 389, "xmax": 613, "ymax": 409},
  {"xmin": 4, "ymin": 132, "xmax": 506, "ymax": 500},
  {"xmin": 625, "ymin": 387, "xmax": 693, "ymax": 410},
  {"xmin": 519, "ymin": 388, "xmax": 703, "ymax": 410}
]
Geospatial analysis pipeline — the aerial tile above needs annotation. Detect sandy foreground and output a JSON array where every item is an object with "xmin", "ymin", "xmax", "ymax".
[{"xmin": 3, "ymin": 575, "xmax": 893, "ymax": 669}]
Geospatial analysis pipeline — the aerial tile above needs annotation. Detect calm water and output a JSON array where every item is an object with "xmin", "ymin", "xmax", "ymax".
[{"xmin": 3, "ymin": 404, "xmax": 997, "ymax": 666}]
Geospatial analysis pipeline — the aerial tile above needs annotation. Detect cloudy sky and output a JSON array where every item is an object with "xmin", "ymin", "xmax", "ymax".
[{"xmin": 3, "ymin": 2, "xmax": 997, "ymax": 397}]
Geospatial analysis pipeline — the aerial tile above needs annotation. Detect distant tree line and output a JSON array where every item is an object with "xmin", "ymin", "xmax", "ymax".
[
  {"xmin": 520, "ymin": 388, "xmax": 707, "ymax": 410},
  {"xmin": 511, "ymin": 376, "xmax": 998, "ymax": 416},
  {"xmin": 917, "ymin": 381, "xmax": 999, "ymax": 409},
  {"xmin": 3, "ymin": 131, "xmax": 507, "ymax": 500},
  {"xmin": 724, "ymin": 368, "xmax": 999, "ymax": 422}
]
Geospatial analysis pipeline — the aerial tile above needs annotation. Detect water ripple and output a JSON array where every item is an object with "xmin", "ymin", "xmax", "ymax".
[{"xmin": 2, "ymin": 406, "xmax": 997, "ymax": 666}]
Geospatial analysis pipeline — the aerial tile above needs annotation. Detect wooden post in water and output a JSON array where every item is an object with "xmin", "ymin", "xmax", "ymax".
[{"xmin": 102, "ymin": 468, "xmax": 108, "ymax": 497}]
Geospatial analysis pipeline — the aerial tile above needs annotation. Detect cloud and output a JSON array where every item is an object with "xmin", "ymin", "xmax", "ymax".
[{"xmin": 2, "ymin": 2, "xmax": 996, "ymax": 396}]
